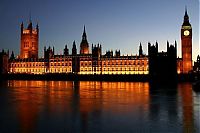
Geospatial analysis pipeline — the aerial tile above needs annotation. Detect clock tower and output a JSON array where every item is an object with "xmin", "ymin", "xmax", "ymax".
[{"xmin": 181, "ymin": 8, "xmax": 192, "ymax": 73}]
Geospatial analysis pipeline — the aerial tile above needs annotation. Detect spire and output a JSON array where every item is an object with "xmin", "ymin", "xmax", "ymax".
[
  {"xmin": 184, "ymin": 6, "xmax": 189, "ymax": 20},
  {"xmin": 21, "ymin": 22, "xmax": 24, "ymax": 33},
  {"xmin": 10, "ymin": 51, "xmax": 15, "ymax": 60},
  {"xmin": 82, "ymin": 25, "xmax": 87, "ymax": 41},
  {"xmin": 36, "ymin": 23, "xmax": 39, "ymax": 30},
  {"xmin": 80, "ymin": 25, "xmax": 89, "ymax": 54},
  {"xmin": 73, "ymin": 40, "xmax": 76, "ymax": 47},
  {"xmin": 72, "ymin": 40, "xmax": 77, "ymax": 55},
  {"xmin": 183, "ymin": 6, "xmax": 190, "ymax": 26},
  {"xmin": 155, "ymin": 41, "xmax": 158, "ymax": 51},
  {"xmin": 167, "ymin": 40, "xmax": 169, "ymax": 47},
  {"xmin": 64, "ymin": 44, "xmax": 69, "ymax": 56},
  {"xmin": 185, "ymin": 6, "xmax": 188, "ymax": 16},
  {"xmin": 175, "ymin": 40, "xmax": 177, "ymax": 49},
  {"xmin": 139, "ymin": 42, "xmax": 143, "ymax": 56},
  {"xmin": 155, "ymin": 41, "xmax": 158, "ymax": 46},
  {"xmin": 84, "ymin": 25, "xmax": 86, "ymax": 34}
]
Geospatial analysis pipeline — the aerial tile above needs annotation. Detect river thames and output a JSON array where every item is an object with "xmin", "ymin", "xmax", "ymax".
[{"xmin": 0, "ymin": 80, "xmax": 199, "ymax": 133}]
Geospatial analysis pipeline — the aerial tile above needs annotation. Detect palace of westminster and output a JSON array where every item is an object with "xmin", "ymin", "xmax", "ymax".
[{"xmin": 0, "ymin": 9, "xmax": 199, "ymax": 77}]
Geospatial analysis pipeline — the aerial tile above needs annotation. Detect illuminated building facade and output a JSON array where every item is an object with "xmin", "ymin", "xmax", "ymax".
[
  {"xmin": 7, "ymin": 9, "xmax": 193, "ymax": 75},
  {"xmin": 181, "ymin": 8, "xmax": 192, "ymax": 73},
  {"xmin": 9, "ymin": 58, "xmax": 46, "ymax": 74},
  {"xmin": 20, "ymin": 20, "xmax": 39, "ymax": 59},
  {"xmin": 9, "ymin": 25, "xmax": 148, "ymax": 75}
]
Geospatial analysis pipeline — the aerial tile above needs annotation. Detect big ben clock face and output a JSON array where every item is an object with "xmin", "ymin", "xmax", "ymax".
[{"xmin": 184, "ymin": 30, "xmax": 190, "ymax": 36}]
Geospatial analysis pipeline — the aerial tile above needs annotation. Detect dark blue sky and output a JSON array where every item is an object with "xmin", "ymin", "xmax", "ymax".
[{"xmin": 0, "ymin": 0, "xmax": 199, "ymax": 60}]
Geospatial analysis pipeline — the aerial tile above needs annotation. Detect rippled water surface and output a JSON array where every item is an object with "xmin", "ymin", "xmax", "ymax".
[{"xmin": 0, "ymin": 80, "xmax": 199, "ymax": 133}]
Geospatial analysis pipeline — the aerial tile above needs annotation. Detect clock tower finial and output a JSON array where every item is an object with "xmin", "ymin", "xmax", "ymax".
[
  {"xmin": 183, "ymin": 6, "xmax": 191, "ymax": 26},
  {"xmin": 185, "ymin": 6, "xmax": 187, "ymax": 13}
]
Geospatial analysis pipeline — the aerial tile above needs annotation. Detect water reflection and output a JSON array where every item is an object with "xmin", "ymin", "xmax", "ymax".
[
  {"xmin": 0, "ymin": 80, "xmax": 198, "ymax": 132},
  {"xmin": 148, "ymin": 84, "xmax": 179, "ymax": 132},
  {"xmin": 178, "ymin": 83, "xmax": 195, "ymax": 133}
]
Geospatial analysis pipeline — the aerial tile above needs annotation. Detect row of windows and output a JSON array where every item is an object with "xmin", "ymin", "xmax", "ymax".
[
  {"xmin": 102, "ymin": 61, "xmax": 147, "ymax": 65},
  {"xmin": 50, "ymin": 62, "xmax": 72, "ymax": 66},
  {"xmin": 103, "ymin": 67, "xmax": 148, "ymax": 71},
  {"xmin": 101, "ymin": 71, "xmax": 149, "ymax": 74},
  {"xmin": 80, "ymin": 67, "xmax": 148, "ymax": 72},
  {"xmin": 102, "ymin": 63, "xmax": 146, "ymax": 66},
  {"xmin": 50, "ymin": 59, "xmax": 72, "ymax": 62},
  {"xmin": 80, "ymin": 62, "xmax": 92, "ymax": 66},
  {"xmin": 81, "ymin": 68, "xmax": 92, "ymax": 71},
  {"xmin": 12, "ymin": 68, "xmax": 45, "ymax": 73},
  {"xmin": 11, "ymin": 63, "xmax": 44, "ymax": 67},
  {"xmin": 24, "ymin": 42, "xmax": 36, "ymax": 48},
  {"xmin": 50, "ymin": 69, "xmax": 72, "ymax": 72},
  {"xmin": 80, "ymin": 61, "xmax": 147, "ymax": 66}
]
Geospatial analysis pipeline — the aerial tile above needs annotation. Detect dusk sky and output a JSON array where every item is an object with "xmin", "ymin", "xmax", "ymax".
[{"xmin": 0, "ymin": 0, "xmax": 199, "ymax": 60}]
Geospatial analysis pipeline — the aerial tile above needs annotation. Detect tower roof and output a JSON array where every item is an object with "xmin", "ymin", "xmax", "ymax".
[
  {"xmin": 73, "ymin": 40, "xmax": 76, "ymax": 48},
  {"xmin": 183, "ymin": 7, "xmax": 191, "ymax": 26},
  {"xmin": 83, "ymin": 25, "xmax": 86, "ymax": 34},
  {"xmin": 80, "ymin": 25, "xmax": 89, "ymax": 54},
  {"xmin": 81, "ymin": 25, "xmax": 88, "ymax": 44},
  {"xmin": 82, "ymin": 25, "xmax": 87, "ymax": 41}
]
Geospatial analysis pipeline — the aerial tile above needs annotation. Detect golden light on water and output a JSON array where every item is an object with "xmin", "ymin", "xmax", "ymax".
[{"xmin": 5, "ymin": 80, "xmax": 198, "ymax": 132}]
